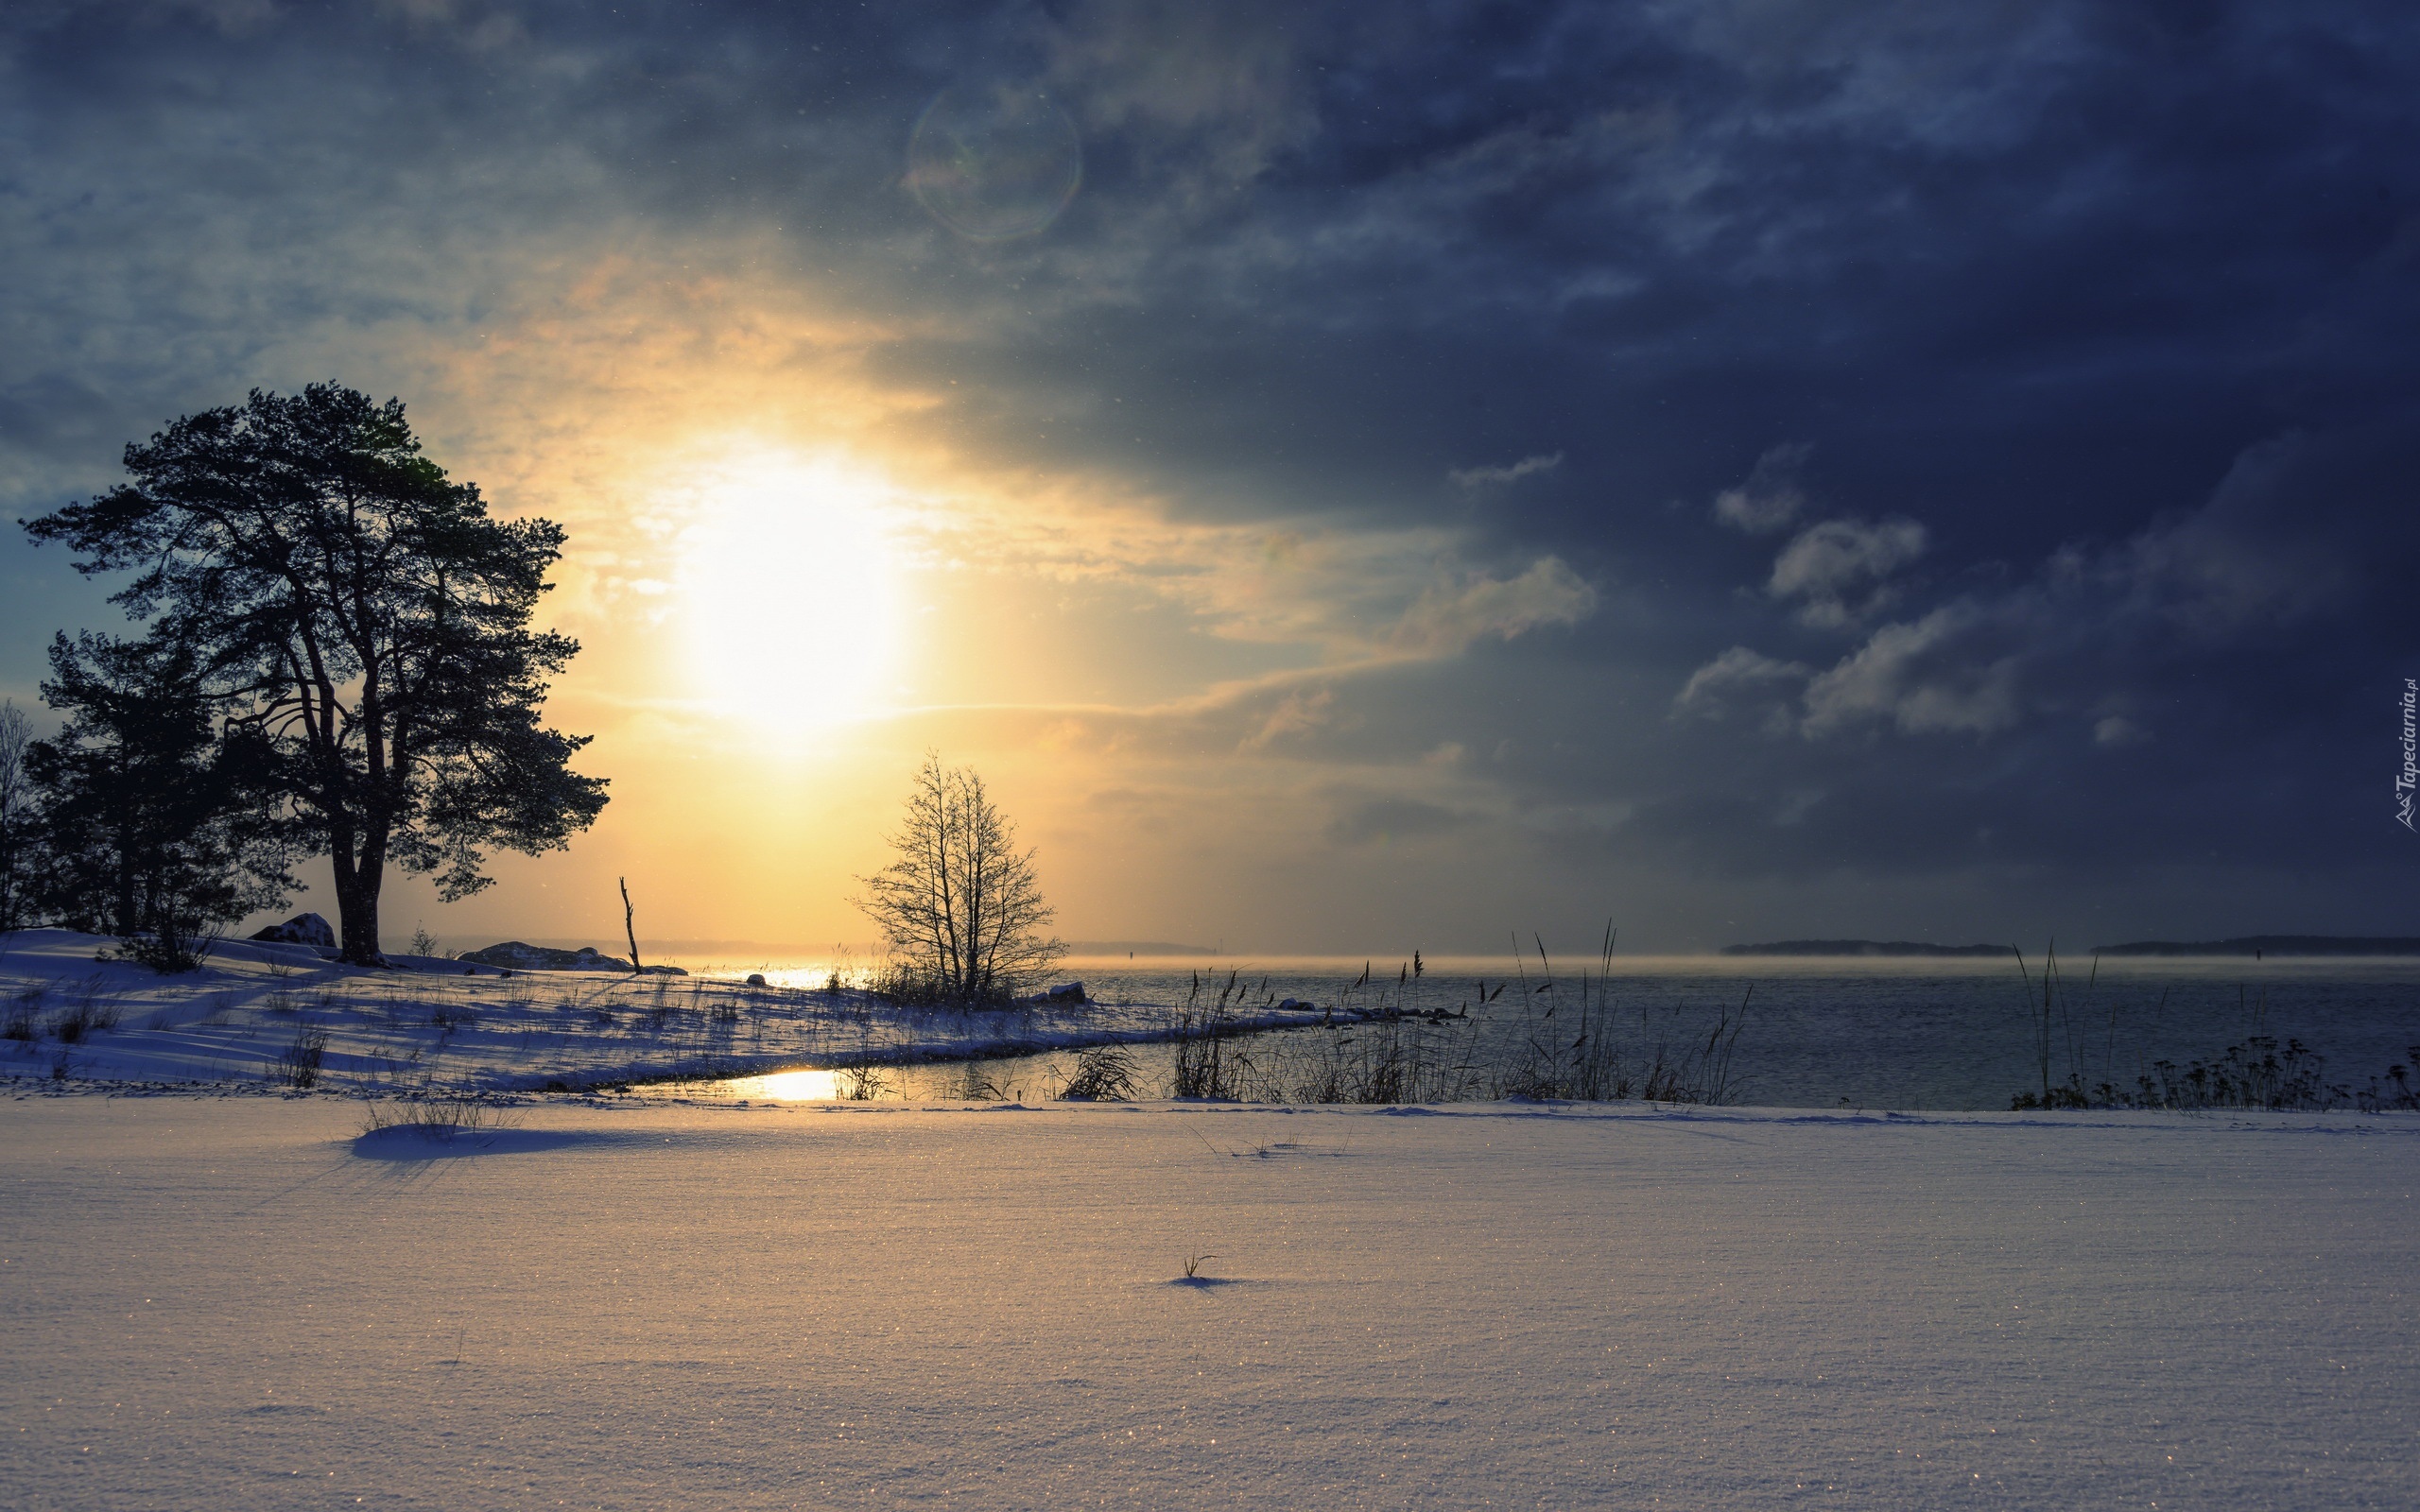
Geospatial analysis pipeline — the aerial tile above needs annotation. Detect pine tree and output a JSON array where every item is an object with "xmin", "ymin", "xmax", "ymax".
[
  {"xmin": 26, "ymin": 633, "xmax": 296, "ymax": 971},
  {"xmin": 24, "ymin": 385, "xmax": 608, "ymax": 963}
]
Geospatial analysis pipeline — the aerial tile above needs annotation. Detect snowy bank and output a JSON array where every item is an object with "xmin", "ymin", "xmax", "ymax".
[{"xmin": 0, "ymin": 929, "xmax": 1327, "ymax": 1092}]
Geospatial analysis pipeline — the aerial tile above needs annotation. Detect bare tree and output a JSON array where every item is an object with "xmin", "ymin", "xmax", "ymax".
[{"xmin": 855, "ymin": 754, "xmax": 1062, "ymax": 1004}]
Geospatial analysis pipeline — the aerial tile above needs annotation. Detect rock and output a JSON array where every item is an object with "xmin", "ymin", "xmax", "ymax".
[
  {"xmin": 1029, "ymin": 982, "xmax": 1087, "ymax": 1005},
  {"xmin": 457, "ymin": 941, "xmax": 689, "ymax": 974},
  {"xmin": 458, "ymin": 941, "xmax": 620, "ymax": 971},
  {"xmin": 251, "ymin": 913, "xmax": 337, "ymax": 949},
  {"xmin": 745, "ymin": 973, "xmax": 768, "ymax": 988}
]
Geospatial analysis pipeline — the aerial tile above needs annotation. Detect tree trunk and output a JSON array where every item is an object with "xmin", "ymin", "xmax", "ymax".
[{"xmin": 330, "ymin": 827, "xmax": 386, "ymax": 965}]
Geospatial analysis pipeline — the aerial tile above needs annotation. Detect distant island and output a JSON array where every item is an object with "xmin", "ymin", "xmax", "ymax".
[
  {"xmin": 1063, "ymin": 940, "xmax": 1221, "ymax": 956},
  {"xmin": 2089, "ymin": 936, "xmax": 2420, "ymax": 956},
  {"xmin": 1720, "ymin": 940, "xmax": 2018, "ymax": 957}
]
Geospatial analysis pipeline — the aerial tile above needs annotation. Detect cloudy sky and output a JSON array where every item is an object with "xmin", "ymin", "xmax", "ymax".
[{"xmin": 3, "ymin": 0, "xmax": 2415, "ymax": 954}]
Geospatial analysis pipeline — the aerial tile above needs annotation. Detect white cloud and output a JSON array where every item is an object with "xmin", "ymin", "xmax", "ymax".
[
  {"xmin": 1767, "ymin": 516, "xmax": 1928, "ymax": 627},
  {"xmin": 1673, "ymin": 645, "xmax": 1812, "ymax": 719},
  {"xmin": 1800, "ymin": 603, "xmax": 2022, "ymax": 737},
  {"xmin": 1774, "ymin": 436, "xmax": 2363, "ymax": 745},
  {"xmin": 1713, "ymin": 441, "xmax": 1811, "ymax": 534},
  {"xmin": 1392, "ymin": 558, "xmax": 1598, "ymax": 655},
  {"xmin": 1242, "ymin": 686, "xmax": 1347, "ymax": 752},
  {"xmin": 1449, "ymin": 452, "xmax": 1564, "ymax": 490},
  {"xmin": 2100, "ymin": 435, "xmax": 2355, "ymax": 636}
]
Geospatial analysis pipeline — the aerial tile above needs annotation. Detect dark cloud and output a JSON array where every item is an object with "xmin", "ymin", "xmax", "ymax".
[{"xmin": 1325, "ymin": 796, "xmax": 1470, "ymax": 849}]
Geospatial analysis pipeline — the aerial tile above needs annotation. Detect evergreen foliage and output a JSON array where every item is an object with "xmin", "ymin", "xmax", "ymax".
[
  {"xmin": 23, "ymin": 385, "xmax": 608, "ymax": 963},
  {"xmin": 0, "ymin": 699, "xmax": 38, "ymax": 934},
  {"xmin": 26, "ymin": 633, "xmax": 296, "ymax": 971}
]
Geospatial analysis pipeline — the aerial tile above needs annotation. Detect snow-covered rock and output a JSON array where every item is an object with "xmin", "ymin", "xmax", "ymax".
[
  {"xmin": 250, "ymin": 912, "xmax": 337, "ymax": 949},
  {"xmin": 461, "ymin": 941, "xmax": 627, "ymax": 971},
  {"xmin": 458, "ymin": 941, "xmax": 685, "ymax": 974},
  {"xmin": 217, "ymin": 936, "xmax": 335, "ymax": 967}
]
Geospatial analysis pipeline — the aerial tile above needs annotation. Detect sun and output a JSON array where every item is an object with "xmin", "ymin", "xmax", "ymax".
[{"xmin": 676, "ymin": 453, "xmax": 908, "ymax": 729}]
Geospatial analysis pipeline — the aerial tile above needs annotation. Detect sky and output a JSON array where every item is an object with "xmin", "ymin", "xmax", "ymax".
[{"xmin": 2, "ymin": 0, "xmax": 2416, "ymax": 955}]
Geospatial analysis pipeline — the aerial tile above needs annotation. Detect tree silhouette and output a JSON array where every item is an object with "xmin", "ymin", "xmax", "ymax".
[
  {"xmin": 24, "ymin": 385, "xmax": 607, "ymax": 963},
  {"xmin": 856, "ymin": 754, "xmax": 1062, "ymax": 1004},
  {"xmin": 0, "ymin": 698, "xmax": 39, "ymax": 935},
  {"xmin": 26, "ymin": 632, "xmax": 296, "ymax": 970}
]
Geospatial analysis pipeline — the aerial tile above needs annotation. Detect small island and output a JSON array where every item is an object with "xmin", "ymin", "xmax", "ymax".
[{"xmin": 1719, "ymin": 939, "xmax": 2019, "ymax": 958}]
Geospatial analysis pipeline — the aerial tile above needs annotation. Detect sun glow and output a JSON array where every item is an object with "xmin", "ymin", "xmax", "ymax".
[{"xmin": 677, "ymin": 455, "xmax": 908, "ymax": 729}]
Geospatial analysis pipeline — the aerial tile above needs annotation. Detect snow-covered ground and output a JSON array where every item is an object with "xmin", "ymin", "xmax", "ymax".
[
  {"xmin": 2, "ymin": 1093, "xmax": 2412, "ymax": 1509},
  {"xmin": 7, "ymin": 928, "xmax": 2415, "ymax": 1505},
  {"xmin": 0, "ymin": 930, "xmax": 1324, "ymax": 1093}
]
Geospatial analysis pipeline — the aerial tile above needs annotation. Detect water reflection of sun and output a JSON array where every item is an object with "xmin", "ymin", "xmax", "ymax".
[
  {"xmin": 678, "ymin": 454, "xmax": 906, "ymax": 730},
  {"xmin": 733, "ymin": 1069, "xmax": 845, "ymax": 1100}
]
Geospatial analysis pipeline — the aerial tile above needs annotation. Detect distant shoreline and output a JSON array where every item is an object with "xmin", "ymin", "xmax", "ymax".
[
  {"xmin": 2089, "ymin": 936, "xmax": 2420, "ymax": 956},
  {"xmin": 1723, "ymin": 935, "xmax": 2420, "ymax": 958}
]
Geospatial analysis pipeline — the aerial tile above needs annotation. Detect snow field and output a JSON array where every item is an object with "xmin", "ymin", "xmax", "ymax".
[{"xmin": 3, "ymin": 1095, "xmax": 2414, "ymax": 1509}]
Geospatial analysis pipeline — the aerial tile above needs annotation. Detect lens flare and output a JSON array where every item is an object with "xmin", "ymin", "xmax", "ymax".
[{"xmin": 907, "ymin": 80, "xmax": 1082, "ymax": 240}]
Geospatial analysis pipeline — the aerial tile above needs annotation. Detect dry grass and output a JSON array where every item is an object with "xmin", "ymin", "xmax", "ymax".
[
  {"xmin": 3, "ymin": 986, "xmax": 39, "ymax": 1043},
  {"xmin": 359, "ymin": 1096, "xmax": 518, "ymax": 1140},
  {"xmin": 49, "ymin": 976, "xmax": 123, "ymax": 1045},
  {"xmin": 277, "ymin": 1023, "xmax": 330, "ymax": 1088},
  {"xmin": 1056, "ymin": 1043, "xmax": 1140, "ymax": 1101}
]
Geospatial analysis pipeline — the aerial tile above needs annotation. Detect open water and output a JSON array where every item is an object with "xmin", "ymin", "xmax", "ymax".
[{"xmin": 650, "ymin": 953, "xmax": 2420, "ymax": 1111}]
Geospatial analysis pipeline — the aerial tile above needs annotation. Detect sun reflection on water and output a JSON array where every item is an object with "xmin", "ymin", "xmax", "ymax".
[{"xmin": 728, "ymin": 1069, "xmax": 846, "ymax": 1101}]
